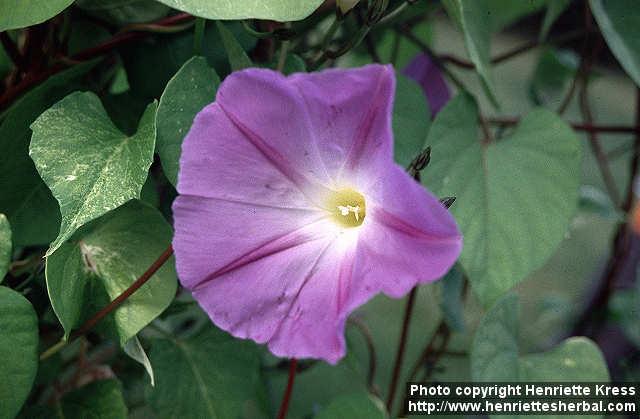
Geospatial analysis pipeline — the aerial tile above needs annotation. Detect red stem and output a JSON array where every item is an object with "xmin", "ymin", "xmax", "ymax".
[
  {"xmin": 0, "ymin": 13, "xmax": 193, "ymax": 111},
  {"xmin": 623, "ymin": 87, "xmax": 640, "ymax": 212},
  {"xmin": 69, "ymin": 245, "xmax": 174, "ymax": 340},
  {"xmin": 276, "ymin": 358, "xmax": 298, "ymax": 419},
  {"xmin": 488, "ymin": 117, "xmax": 640, "ymax": 135},
  {"xmin": 386, "ymin": 288, "xmax": 417, "ymax": 412},
  {"xmin": 73, "ymin": 13, "xmax": 193, "ymax": 61},
  {"xmin": 439, "ymin": 29, "xmax": 587, "ymax": 70}
]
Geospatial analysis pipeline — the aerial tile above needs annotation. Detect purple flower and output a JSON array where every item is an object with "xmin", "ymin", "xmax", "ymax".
[
  {"xmin": 403, "ymin": 53, "xmax": 451, "ymax": 116},
  {"xmin": 172, "ymin": 64, "xmax": 462, "ymax": 363}
]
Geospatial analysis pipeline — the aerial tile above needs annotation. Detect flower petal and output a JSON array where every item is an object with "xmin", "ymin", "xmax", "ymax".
[
  {"xmin": 177, "ymin": 102, "xmax": 321, "ymax": 208},
  {"xmin": 353, "ymin": 163, "xmax": 462, "ymax": 299},
  {"xmin": 403, "ymin": 53, "xmax": 450, "ymax": 115},
  {"xmin": 189, "ymin": 223, "xmax": 356, "ymax": 364},
  {"xmin": 288, "ymin": 64, "xmax": 395, "ymax": 186},
  {"xmin": 174, "ymin": 101, "xmax": 329, "ymax": 290},
  {"xmin": 215, "ymin": 68, "xmax": 333, "ymax": 191},
  {"xmin": 173, "ymin": 195, "xmax": 325, "ymax": 290}
]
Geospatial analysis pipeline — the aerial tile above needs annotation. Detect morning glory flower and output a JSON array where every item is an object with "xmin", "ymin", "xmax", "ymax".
[
  {"xmin": 404, "ymin": 53, "xmax": 451, "ymax": 116},
  {"xmin": 172, "ymin": 64, "xmax": 462, "ymax": 363}
]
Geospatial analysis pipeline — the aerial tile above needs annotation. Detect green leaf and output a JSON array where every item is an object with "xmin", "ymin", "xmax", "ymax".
[
  {"xmin": 75, "ymin": 0, "xmax": 169, "ymax": 25},
  {"xmin": 156, "ymin": 56, "xmax": 220, "ymax": 187},
  {"xmin": 422, "ymin": 94, "xmax": 582, "ymax": 305},
  {"xmin": 19, "ymin": 380, "xmax": 127, "ymax": 418},
  {"xmin": 67, "ymin": 20, "xmax": 111, "ymax": 56},
  {"xmin": 141, "ymin": 174, "xmax": 160, "ymax": 208},
  {"xmin": 590, "ymin": 0, "xmax": 640, "ymax": 87},
  {"xmin": 589, "ymin": 0, "xmax": 640, "ymax": 86},
  {"xmin": 279, "ymin": 54, "xmax": 306, "ymax": 75},
  {"xmin": 59, "ymin": 379, "xmax": 127, "ymax": 419},
  {"xmin": 0, "ymin": 215, "xmax": 10, "ymax": 283},
  {"xmin": 486, "ymin": 0, "xmax": 548, "ymax": 32},
  {"xmin": 109, "ymin": 66, "xmax": 130, "ymax": 95},
  {"xmin": 0, "ymin": 62, "xmax": 96, "ymax": 246},
  {"xmin": 263, "ymin": 53, "xmax": 306, "ymax": 74},
  {"xmin": 30, "ymin": 92, "xmax": 157, "ymax": 256},
  {"xmin": 155, "ymin": 0, "xmax": 324, "ymax": 21},
  {"xmin": 393, "ymin": 73, "xmax": 431, "ymax": 168},
  {"xmin": 471, "ymin": 294, "xmax": 520, "ymax": 381},
  {"xmin": 315, "ymin": 393, "xmax": 388, "ymax": 419},
  {"xmin": 148, "ymin": 327, "xmax": 268, "ymax": 419},
  {"xmin": 519, "ymin": 338, "xmax": 610, "ymax": 382},
  {"xmin": 45, "ymin": 200, "xmax": 177, "ymax": 345},
  {"xmin": 102, "ymin": 91, "xmax": 149, "ymax": 135},
  {"xmin": 579, "ymin": 185, "xmax": 621, "ymax": 220},
  {"xmin": 609, "ymin": 283, "xmax": 640, "ymax": 347},
  {"xmin": 443, "ymin": 0, "xmax": 498, "ymax": 107},
  {"xmin": 540, "ymin": 0, "xmax": 572, "ymax": 41},
  {"xmin": 0, "ymin": 0, "xmax": 74, "ymax": 31},
  {"xmin": 216, "ymin": 21, "xmax": 253, "ymax": 71},
  {"xmin": 124, "ymin": 336, "xmax": 155, "ymax": 386},
  {"xmin": 439, "ymin": 264, "xmax": 466, "ymax": 332},
  {"xmin": 0, "ymin": 286, "xmax": 38, "ymax": 419},
  {"xmin": 0, "ymin": 42, "xmax": 13, "ymax": 78},
  {"xmin": 472, "ymin": 295, "xmax": 609, "ymax": 414},
  {"xmin": 119, "ymin": 22, "xmax": 254, "ymax": 99},
  {"xmin": 529, "ymin": 48, "xmax": 579, "ymax": 105}
]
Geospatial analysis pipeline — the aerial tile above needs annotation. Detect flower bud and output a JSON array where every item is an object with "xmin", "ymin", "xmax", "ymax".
[{"xmin": 337, "ymin": 0, "xmax": 360, "ymax": 15}]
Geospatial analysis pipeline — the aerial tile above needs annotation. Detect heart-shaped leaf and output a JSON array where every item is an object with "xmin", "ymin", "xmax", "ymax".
[
  {"xmin": 0, "ymin": 286, "xmax": 38, "ymax": 419},
  {"xmin": 124, "ymin": 336, "xmax": 155, "ymax": 386},
  {"xmin": 59, "ymin": 379, "xmax": 127, "ymax": 419},
  {"xmin": 443, "ymin": 0, "xmax": 498, "ymax": 107},
  {"xmin": 0, "ymin": 215, "xmax": 10, "ymax": 283},
  {"xmin": 590, "ymin": 0, "xmax": 640, "ymax": 87},
  {"xmin": 540, "ymin": 0, "xmax": 572, "ymax": 41},
  {"xmin": 30, "ymin": 92, "xmax": 157, "ymax": 256},
  {"xmin": 0, "ymin": 0, "xmax": 74, "ymax": 31},
  {"xmin": 487, "ymin": 0, "xmax": 548, "ymax": 32},
  {"xmin": 393, "ymin": 73, "xmax": 431, "ymax": 168},
  {"xmin": 216, "ymin": 21, "xmax": 253, "ymax": 71},
  {"xmin": 439, "ymin": 264, "xmax": 466, "ymax": 332},
  {"xmin": 609, "ymin": 282, "xmax": 640, "ymax": 347},
  {"xmin": 156, "ymin": 56, "xmax": 220, "ymax": 187},
  {"xmin": 422, "ymin": 94, "xmax": 582, "ymax": 305},
  {"xmin": 75, "ymin": 0, "xmax": 169, "ymax": 25},
  {"xmin": 46, "ymin": 200, "xmax": 177, "ymax": 345},
  {"xmin": 471, "ymin": 295, "xmax": 609, "ymax": 397},
  {"xmin": 148, "ymin": 326, "xmax": 268, "ymax": 418},
  {"xmin": 155, "ymin": 0, "xmax": 324, "ymax": 22},
  {"xmin": 0, "ymin": 62, "xmax": 95, "ymax": 246},
  {"xmin": 316, "ymin": 393, "xmax": 388, "ymax": 419}
]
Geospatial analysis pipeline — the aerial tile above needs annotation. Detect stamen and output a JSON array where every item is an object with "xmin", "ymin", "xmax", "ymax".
[{"xmin": 326, "ymin": 189, "xmax": 366, "ymax": 228}]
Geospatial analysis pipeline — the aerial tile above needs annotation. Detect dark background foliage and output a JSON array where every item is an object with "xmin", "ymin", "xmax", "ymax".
[{"xmin": 0, "ymin": 1, "xmax": 639, "ymax": 418}]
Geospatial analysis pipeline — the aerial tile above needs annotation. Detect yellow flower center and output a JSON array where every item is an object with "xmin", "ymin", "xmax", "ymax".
[{"xmin": 326, "ymin": 188, "xmax": 366, "ymax": 228}]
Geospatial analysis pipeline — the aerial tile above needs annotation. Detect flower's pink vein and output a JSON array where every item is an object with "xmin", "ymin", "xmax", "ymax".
[
  {"xmin": 217, "ymin": 102, "xmax": 326, "ymax": 201},
  {"xmin": 344, "ymin": 68, "xmax": 390, "ymax": 172},
  {"xmin": 372, "ymin": 206, "xmax": 462, "ymax": 243},
  {"xmin": 290, "ymin": 82, "xmax": 332, "ymax": 183},
  {"xmin": 191, "ymin": 217, "xmax": 329, "ymax": 291},
  {"xmin": 268, "ymin": 239, "xmax": 334, "ymax": 344},
  {"xmin": 335, "ymin": 247, "xmax": 355, "ymax": 316},
  {"xmin": 179, "ymin": 193, "xmax": 320, "ymax": 212}
]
